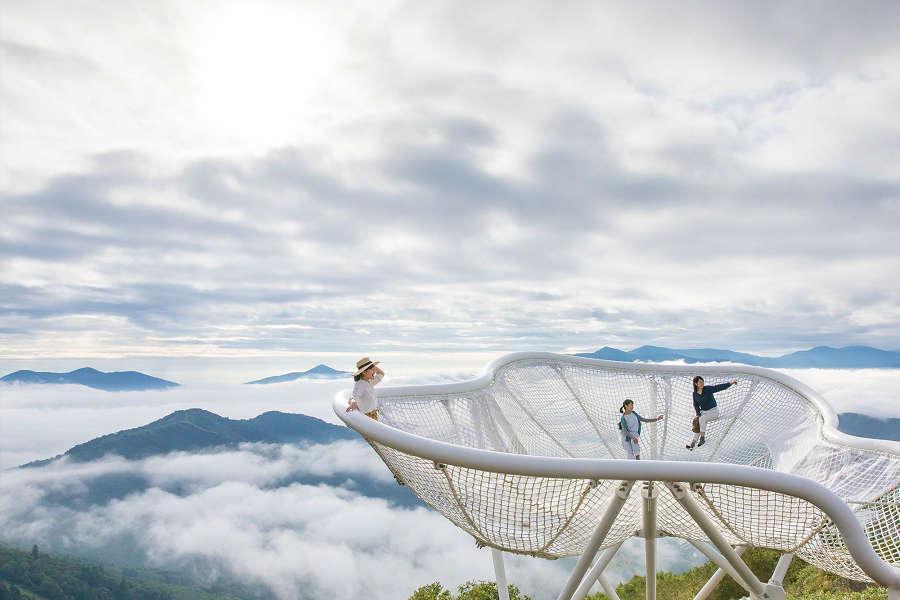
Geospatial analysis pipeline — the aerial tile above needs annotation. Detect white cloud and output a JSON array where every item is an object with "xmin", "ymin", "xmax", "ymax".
[
  {"xmin": 778, "ymin": 368, "xmax": 900, "ymax": 418},
  {"xmin": 0, "ymin": 440, "xmax": 706, "ymax": 599}
]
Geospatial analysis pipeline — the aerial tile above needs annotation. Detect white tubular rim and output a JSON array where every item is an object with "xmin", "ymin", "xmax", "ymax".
[{"xmin": 332, "ymin": 352, "xmax": 900, "ymax": 589}]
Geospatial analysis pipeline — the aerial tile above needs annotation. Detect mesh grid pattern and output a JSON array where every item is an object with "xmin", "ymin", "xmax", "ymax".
[{"xmin": 361, "ymin": 357, "xmax": 900, "ymax": 582}]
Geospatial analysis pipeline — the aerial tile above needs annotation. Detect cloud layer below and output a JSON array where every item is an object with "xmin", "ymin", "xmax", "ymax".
[
  {"xmin": 0, "ymin": 439, "xmax": 701, "ymax": 599},
  {"xmin": 2, "ymin": 370, "xmax": 899, "ymax": 598}
]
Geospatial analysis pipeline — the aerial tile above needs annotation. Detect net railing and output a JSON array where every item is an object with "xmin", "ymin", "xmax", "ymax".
[{"xmin": 339, "ymin": 353, "xmax": 900, "ymax": 583}]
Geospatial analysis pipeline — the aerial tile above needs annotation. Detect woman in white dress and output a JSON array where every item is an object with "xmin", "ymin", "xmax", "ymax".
[{"xmin": 346, "ymin": 356, "xmax": 384, "ymax": 420}]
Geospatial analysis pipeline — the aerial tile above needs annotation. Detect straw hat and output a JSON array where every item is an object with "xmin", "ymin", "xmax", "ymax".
[{"xmin": 354, "ymin": 356, "xmax": 380, "ymax": 377}]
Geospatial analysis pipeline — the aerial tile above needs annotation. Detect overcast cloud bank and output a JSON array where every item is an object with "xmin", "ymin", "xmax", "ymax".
[
  {"xmin": 0, "ymin": 440, "xmax": 701, "ymax": 599},
  {"xmin": 2, "ymin": 1, "xmax": 899, "ymax": 358}
]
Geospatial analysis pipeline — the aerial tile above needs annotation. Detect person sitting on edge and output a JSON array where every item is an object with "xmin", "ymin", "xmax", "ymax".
[
  {"xmin": 618, "ymin": 399, "xmax": 664, "ymax": 460},
  {"xmin": 346, "ymin": 357, "xmax": 384, "ymax": 420},
  {"xmin": 686, "ymin": 376, "xmax": 738, "ymax": 450}
]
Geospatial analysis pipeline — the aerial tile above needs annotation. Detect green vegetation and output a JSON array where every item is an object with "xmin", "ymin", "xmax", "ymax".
[
  {"xmin": 593, "ymin": 547, "xmax": 885, "ymax": 600},
  {"xmin": 0, "ymin": 544, "xmax": 252, "ymax": 600},
  {"xmin": 408, "ymin": 548, "xmax": 888, "ymax": 600},
  {"xmin": 409, "ymin": 581, "xmax": 532, "ymax": 600},
  {"xmin": 2, "ymin": 541, "xmax": 889, "ymax": 600}
]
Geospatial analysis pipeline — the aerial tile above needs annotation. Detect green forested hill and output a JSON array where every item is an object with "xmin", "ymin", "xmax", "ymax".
[
  {"xmin": 23, "ymin": 409, "xmax": 356, "ymax": 467},
  {"xmin": 0, "ymin": 544, "xmax": 259, "ymax": 600}
]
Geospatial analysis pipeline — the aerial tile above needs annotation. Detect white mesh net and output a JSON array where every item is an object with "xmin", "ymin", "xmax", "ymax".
[{"xmin": 358, "ymin": 356, "xmax": 900, "ymax": 582}]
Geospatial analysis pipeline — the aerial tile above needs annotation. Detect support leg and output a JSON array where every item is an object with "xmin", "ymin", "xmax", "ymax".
[
  {"xmin": 571, "ymin": 542, "xmax": 624, "ymax": 600},
  {"xmin": 768, "ymin": 553, "xmax": 793, "ymax": 586},
  {"xmin": 643, "ymin": 482, "xmax": 658, "ymax": 600},
  {"xmin": 556, "ymin": 481, "xmax": 635, "ymax": 600},
  {"xmin": 491, "ymin": 549, "xmax": 510, "ymax": 600},
  {"xmin": 666, "ymin": 483, "xmax": 766, "ymax": 598},
  {"xmin": 597, "ymin": 574, "xmax": 620, "ymax": 600},
  {"xmin": 690, "ymin": 543, "xmax": 748, "ymax": 600}
]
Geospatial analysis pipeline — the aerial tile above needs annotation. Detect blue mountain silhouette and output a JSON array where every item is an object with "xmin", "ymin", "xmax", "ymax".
[
  {"xmin": 574, "ymin": 345, "xmax": 900, "ymax": 368},
  {"xmin": 245, "ymin": 363, "xmax": 350, "ymax": 384},
  {"xmin": 1, "ymin": 367, "xmax": 179, "ymax": 391},
  {"xmin": 25, "ymin": 408, "xmax": 356, "ymax": 466}
]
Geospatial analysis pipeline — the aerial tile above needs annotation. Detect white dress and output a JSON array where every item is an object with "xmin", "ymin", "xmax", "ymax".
[{"xmin": 352, "ymin": 372, "xmax": 384, "ymax": 413}]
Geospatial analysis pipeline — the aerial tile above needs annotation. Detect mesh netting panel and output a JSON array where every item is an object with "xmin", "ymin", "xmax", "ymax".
[{"xmin": 362, "ymin": 357, "xmax": 899, "ymax": 582}]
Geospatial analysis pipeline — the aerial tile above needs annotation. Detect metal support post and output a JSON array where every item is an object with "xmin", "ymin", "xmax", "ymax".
[
  {"xmin": 666, "ymin": 482, "xmax": 767, "ymax": 598},
  {"xmin": 643, "ymin": 482, "xmax": 658, "ymax": 600},
  {"xmin": 768, "ymin": 553, "xmax": 793, "ymax": 586},
  {"xmin": 491, "ymin": 549, "xmax": 510, "ymax": 600},
  {"xmin": 571, "ymin": 542, "xmax": 624, "ymax": 600},
  {"xmin": 556, "ymin": 481, "xmax": 635, "ymax": 600},
  {"xmin": 597, "ymin": 574, "xmax": 620, "ymax": 600},
  {"xmin": 691, "ymin": 543, "xmax": 748, "ymax": 600}
]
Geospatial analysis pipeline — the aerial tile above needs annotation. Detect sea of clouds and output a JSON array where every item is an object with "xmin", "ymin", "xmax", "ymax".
[{"xmin": 1, "ymin": 368, "xmax": 898, "ymax": 599}]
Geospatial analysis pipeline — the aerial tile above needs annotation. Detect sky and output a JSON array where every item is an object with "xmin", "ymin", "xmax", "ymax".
[
  {"xmin": 2, "ymin": 370, "xmax": 898, "ymax": 599},
  {"xmin": 3, "ymin": 7, "xmax": 899, "ymax": 596},
  {"xmin": 2, "ymin": 0, "xmax": 900, "ymax": 371}
]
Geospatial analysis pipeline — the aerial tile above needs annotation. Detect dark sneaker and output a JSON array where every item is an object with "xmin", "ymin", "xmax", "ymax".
[
  {"xmin": 686, "ymin": 442, "xmax": 695, "ymax": 450},
  {"xmin": 697, "ymin": 436, "xmax": 706, "ymax": 447}
]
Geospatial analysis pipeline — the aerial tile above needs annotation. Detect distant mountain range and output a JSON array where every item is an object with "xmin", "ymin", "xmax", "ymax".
[
  {"xmin": 21, "ymin": 408, "xmax": 417, "ymax": 508},
  {"xmin": 245, "ymin": 363, "xmax": 350, "ymax": 384},
  {"xmin": 837, "ymin": 413, "xmax": 900, "ymax": 442},
  {"xmin": 0, "ymin": 367, "xmax": 179, "ymax": 391},
  {"xmin": 574, "ymin": 345, "xmax": 900, "ymax": 368},
  {"xmin": 25, "ymin": 409, "xmax": 356, "ymax": 466}
]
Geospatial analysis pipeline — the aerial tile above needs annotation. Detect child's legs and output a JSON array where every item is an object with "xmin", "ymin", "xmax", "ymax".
[{"xmin": 622, "ymin": 439, "xmax": 637, "ymax": 459}]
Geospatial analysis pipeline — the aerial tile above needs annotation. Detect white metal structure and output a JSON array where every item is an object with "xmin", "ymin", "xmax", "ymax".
[{"xmin": 333, "ymin": 352, "xmax": 900, "ymax": 599}]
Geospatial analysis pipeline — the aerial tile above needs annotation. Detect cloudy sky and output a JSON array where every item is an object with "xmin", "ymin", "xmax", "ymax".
[{"xmin": 3, "ymin": 1, "xmax": 900, "ymax": 371}]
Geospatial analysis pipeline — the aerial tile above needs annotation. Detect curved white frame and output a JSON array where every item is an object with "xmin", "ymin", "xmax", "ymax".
[{"xmin": 333, "ymin": 352, "xmax": 900, "ymax": 594}]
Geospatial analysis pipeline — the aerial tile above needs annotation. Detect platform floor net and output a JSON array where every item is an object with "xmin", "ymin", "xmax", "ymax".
[{"xmin": 367, "ymin": 357, "xmax": 899, "ymax": 582}]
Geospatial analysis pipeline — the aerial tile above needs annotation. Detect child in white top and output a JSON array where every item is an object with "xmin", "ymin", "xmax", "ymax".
[
  {"xmin": 618, "ymin": 399, "xmax": 664, "ymax": 460},
  {"xmin": 346, "ymin": 357, "xmax": 384, "ymax": 419}
]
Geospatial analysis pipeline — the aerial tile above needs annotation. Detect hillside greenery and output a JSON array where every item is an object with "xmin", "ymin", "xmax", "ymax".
[
  {"xmin": 2, "ymin": 542, "xmax": 889, "ymax": 600},
  {"xmin": 408, "ymin": 548, "xmax": 888, "ymax": 600},
  {"xmin": 409, "ymin": 581, "xmax": 532, "ymax": 600},
  {"xmin": 0, "ymin": 544, "xmax": 256, "ymax": 600}
]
